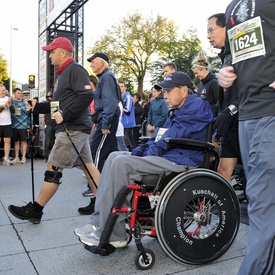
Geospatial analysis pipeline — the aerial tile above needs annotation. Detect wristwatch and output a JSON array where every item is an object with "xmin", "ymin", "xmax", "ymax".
[{"xmin": 228, "ymin": 104, "xmax": 238, "ymax": 115}]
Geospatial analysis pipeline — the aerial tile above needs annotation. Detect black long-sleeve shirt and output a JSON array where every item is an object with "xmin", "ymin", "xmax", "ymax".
[
  {"xmin": 223, "ymin": 0, "xmax": 275, "ymax": 120},
  {"xmin": 34, "ymin": 61, "xmax": 94, "ymax": 134}
]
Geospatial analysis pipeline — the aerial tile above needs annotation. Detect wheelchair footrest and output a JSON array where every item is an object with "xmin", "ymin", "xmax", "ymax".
[{"xmin": 84, "ymin": 243, "xmax": 116, "ymax": 256}]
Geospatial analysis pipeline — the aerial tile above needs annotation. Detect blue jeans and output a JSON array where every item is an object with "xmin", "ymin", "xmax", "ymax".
[{"xmin": 116, "ymin": 136, "xmax": 128, "ymax": 151}]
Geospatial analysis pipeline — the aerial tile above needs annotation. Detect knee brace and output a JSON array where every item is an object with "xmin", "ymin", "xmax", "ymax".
[{"xmin": 44, "ymin": 166, "xmax": 62, "ymax": 184}]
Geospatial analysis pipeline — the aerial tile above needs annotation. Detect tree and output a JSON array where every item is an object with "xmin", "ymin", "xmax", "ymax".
[
  {"xmin": 208, "ymin": 55, "xmax": 222, "ymax": 75},
  {"xmin": 0, "ymin": 54, "xmax": 9, "ymax": 85},
  {"xmin": 149, "ymin": 27, "xmax": 202, "ymax": 85},
  {"xmin": 87, "ymin": 12, "xmax": 180, "ymax": 95}
]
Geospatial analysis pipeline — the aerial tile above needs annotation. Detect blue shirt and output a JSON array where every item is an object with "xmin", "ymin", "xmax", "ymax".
[
  {"xmin": 121, "ymin": 91, "xmax": 136, "ymax": 128},
  {"xmin": 12, "ymin": 100, "xmax": 30, "ymax": 129},
  {"xmin": 147, "ymin": 97, "xmax": 168, "ymax": 127}
]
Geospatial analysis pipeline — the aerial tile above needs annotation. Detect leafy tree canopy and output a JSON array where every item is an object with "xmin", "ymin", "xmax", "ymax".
[
  {"xmin": 0, "ymin": 53, "xmax": 9, "ymax": 85},
  {"xmin": 87, "ymin": 12, "xmax": 220, "ymax": 96}
]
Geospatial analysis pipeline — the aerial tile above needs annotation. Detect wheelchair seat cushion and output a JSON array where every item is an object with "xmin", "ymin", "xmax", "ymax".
[
  {"xmin": 139, "ymin": 174, "xmax": 160, "ymax": 187},
  {"xmin": 139, "ymin": 172, "xmax": 180, "ymax": 190}
]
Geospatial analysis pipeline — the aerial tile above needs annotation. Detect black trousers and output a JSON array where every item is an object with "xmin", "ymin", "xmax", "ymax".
[
  {"xmin": 124, "ymin": 127, "xmax": 136, "ymax": 152},
  {"xmin": 90, "ymin": 116, "xmax": 119, "ymax": 172},
  {"xmin": 44, "ymin": 125, "xmax": 55, "ymax": 160}
]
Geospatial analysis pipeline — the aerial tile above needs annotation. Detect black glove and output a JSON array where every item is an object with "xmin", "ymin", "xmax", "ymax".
[{"xmin": 213, "ymin": 108, "xmax": 234, "ymax": 136}]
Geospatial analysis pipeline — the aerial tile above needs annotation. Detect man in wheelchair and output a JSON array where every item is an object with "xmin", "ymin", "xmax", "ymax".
[{"xmin": 74, "ymin": 71, "xmax": 214, "ymax": 248}]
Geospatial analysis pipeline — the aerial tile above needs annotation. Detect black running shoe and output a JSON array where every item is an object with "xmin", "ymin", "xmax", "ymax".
[
  {"xmin": 8, "ymin": 202, "xmax": 43, "ymax": 224},
  {"xmin": 78, "ymin": 197, "xmax": 96, "ymax": 215}
]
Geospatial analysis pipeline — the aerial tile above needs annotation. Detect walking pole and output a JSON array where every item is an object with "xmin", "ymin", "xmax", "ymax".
[
  {"xmin": 28, "ymin": 110, "xmax": 35, "ymax": 203},
  {"xmin": 61, "ymin": 123, "xmax": 98, "ymax": 189}
]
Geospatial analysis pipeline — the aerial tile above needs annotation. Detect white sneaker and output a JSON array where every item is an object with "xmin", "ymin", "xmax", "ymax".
[
  {"xmin": 3, "ymin": 157, "xmax": 12, "ymax": 166},
  {"xmin": 74, "ymin": 224, "xmax": 99, "ymax": 237},
  {"xmin": 11, "ymin": 157, "xmax": 20, "ymax": 164},
  {"xmin": 79, "ymin": 233, "xmax": 128, "ymax": 248},
  {"xmin": 20, "ymin": 157, "xmax": 26, "ymax": 164}
]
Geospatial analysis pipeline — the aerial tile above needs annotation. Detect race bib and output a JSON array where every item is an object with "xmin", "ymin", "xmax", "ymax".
[
  {"xmin": 155, "ymin": 128, "xmax": 168, "ymax": 141},
  {"xmin": 15, "ymin": 108, "xmax": 21, "ymax": 115},
  {"xmin": 228, "ymin": 16, "xmax": 266, "ymax": 64}
]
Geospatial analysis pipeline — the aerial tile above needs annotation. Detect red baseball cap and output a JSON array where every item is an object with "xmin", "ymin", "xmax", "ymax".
[{"xmin": 42, "ymin": 37, "xmax": 74, "ymax": 52}]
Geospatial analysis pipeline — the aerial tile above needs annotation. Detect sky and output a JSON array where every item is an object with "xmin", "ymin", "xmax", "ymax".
[{"xmin": 0, "ymin": 0, "xmax": 231, "ymax": 85}]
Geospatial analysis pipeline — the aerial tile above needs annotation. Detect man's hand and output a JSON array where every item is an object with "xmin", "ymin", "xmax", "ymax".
[
  {"xmin": 25, "ymin": 101, "xmax": 32, "ymax": 111},
  {"xmin": 269, "ymin": 81, "xmax": 275, "ymax": 89},
  {"xmin": 213, "ymin": 108, "xmax": 234, "ymax": 135},
  {"xmin": 102, "ymin": 129, "xmax": 110, "ymax": 134},
  {"xmin": 147, "ymin": 124, "xmax": 155, "ymax": 133},
  {"xmin": 2, "ymin": 97, "xmax": 12, "ymax": 108},
  {"xmin": 24, "ymin": 98, "xmax": 37, "ymax": 111},
  {"xmin": 52, "ymin": 111, "xmax": 63, "ymax": 125},
  {"xmin": 218, "ymin": 66, "xmax": 237, "ymax": 88},
  {"xmin": 6, "ymin": 97, "xmax": 12, "ymax": 105}
]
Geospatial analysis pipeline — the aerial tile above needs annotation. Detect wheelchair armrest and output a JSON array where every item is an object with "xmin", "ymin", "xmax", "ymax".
[
  {"xmin": 164, "ymin": 137, "xmax": 215, "ymax": 152},
  {"xmin": 139, "ymin": 136, "xmax": 151, "ymax": 143}
]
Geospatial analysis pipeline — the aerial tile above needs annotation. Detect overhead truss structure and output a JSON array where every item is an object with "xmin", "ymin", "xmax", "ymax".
[{"xmin": 46, "ymin": 0, "xmax": 89, "ymax": 90}]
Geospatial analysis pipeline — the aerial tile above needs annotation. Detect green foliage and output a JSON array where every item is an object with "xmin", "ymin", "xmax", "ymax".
[
  {"xmin": 208, "ymin": 55, "xmax": 222, "ymax": 74},
  {"xmin": 87, "ymin": 12, "xmax": 180, "ymax": 96},
  {"xmin": 0, "ymin": 54, "xmax": 9, "ymax": 84},
  {"xmin": 87, "ymin": 12, "xmax": 220, "ymax": 97},
  {"xmin": 149, "ymin": 28, "xmax": 202, "ymax": 85}
]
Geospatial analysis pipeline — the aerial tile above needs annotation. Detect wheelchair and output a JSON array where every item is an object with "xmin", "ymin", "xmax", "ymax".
[{"xmin": 84, "ymin": 126, "xmax": 241, "ymax": 270}]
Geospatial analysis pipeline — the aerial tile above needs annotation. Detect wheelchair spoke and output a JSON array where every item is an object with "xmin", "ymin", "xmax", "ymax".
[{"xmin": 183, "ymin": 197, "xmax": 220, "ymax": 239}]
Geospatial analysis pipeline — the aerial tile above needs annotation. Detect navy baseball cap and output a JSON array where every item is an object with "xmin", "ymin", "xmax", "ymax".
[
  {"xmin": 87, "ymin": 52, "xmax": 109, "ymax": 63},
  {"xmin": 155, "ymin": 72, "xmax": 194, "ymax": 90}
]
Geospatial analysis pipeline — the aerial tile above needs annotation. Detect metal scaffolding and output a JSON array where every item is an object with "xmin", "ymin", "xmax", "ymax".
[{"xmin": 46, "ymin": 0, "xmax": 89, "ymax": 91}]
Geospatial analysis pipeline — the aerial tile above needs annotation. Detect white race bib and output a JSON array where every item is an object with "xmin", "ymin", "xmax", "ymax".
[
  {"xmin": 155, "ymin": 128, "xmax": 168, "ymax": 141},
  {"xmin": 228, "ymin": 16, "xmax": 266, "ymax": 64}
]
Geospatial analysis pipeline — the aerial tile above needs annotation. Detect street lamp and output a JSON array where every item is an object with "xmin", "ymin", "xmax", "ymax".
[{"xmin": 9, "ymin": 27, "xmax": 18, "ymax": 94}]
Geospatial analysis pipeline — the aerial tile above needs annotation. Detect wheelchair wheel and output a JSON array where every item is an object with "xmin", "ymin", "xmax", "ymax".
[
  {"xmin": 155, "ymin": 168, "xmax": 240, "ymax": 265},
  {"xmin": 134, "ymin": 248, "xmax": 155, "ymax": 270}
]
